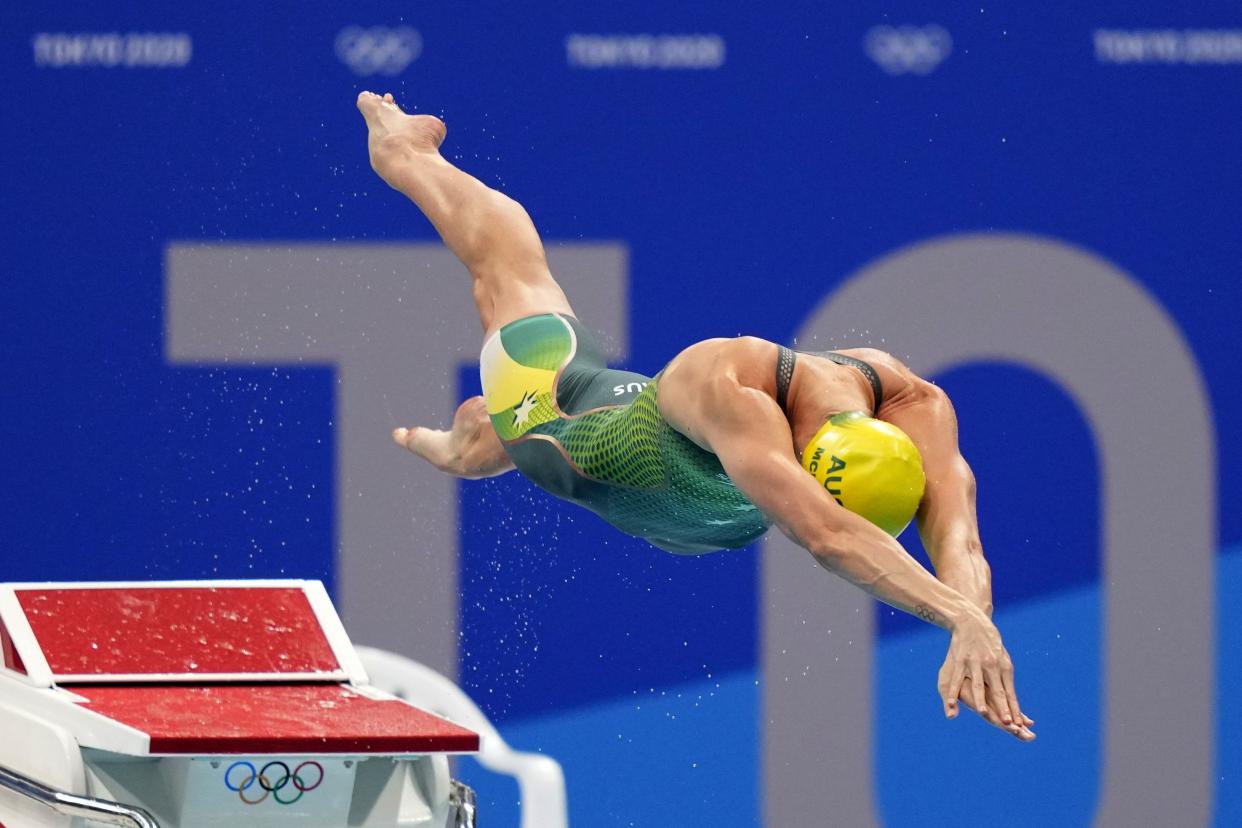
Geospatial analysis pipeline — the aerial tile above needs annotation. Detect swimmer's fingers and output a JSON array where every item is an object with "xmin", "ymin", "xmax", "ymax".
[
  {"xmin": 392, "ymin": 426, "xmax": 451, "ymax": 464},
  {"xmin": 981, "ymin": 679, "xmax": 1025, "ymax": 739},
  {"xmin": 959, "ymin": 678, "xmax": 1036, "ymax": 742},
  {"xmin": 986, "ymin": 707, "xmax": 1036, "ymax": 742},
  {"xmin": 967, "ymin": 657, "xmax": 989, "ymax": 716},
  {"xmin": 1000, "ymin": 655, "xmax": 1030, "ymax": 729},
  {"xmin": 392, "ymin": 426, "xmax": 419, "ymax": 450},
  {"xmin": 938, "ymin": 656, "xmax": 965, "ymax": 719},
  {"xmin": 983, "ymin": 664, "xmax": 1013, "ymax": 727}
]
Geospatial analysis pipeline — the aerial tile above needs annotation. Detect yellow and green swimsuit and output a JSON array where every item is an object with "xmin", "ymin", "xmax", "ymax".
[{"xmin": 479, "ymin": 313, "xmax": 769, "ymax": 554}]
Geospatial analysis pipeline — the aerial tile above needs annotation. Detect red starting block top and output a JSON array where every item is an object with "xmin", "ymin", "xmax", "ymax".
[
  {"xmin": 73, "ymin": 683, "xmax": 479, "ymax": 755},
  {"xmin": 17, "ymin": 586, "xmax": 339, "ymax": 678},
  {"xmin": 0, "ymin": 581, "xmax": 481, "ymax": 757},
  {"xmin": 0, "ymin": 580, "xmax": 361, "ymax": 685}
]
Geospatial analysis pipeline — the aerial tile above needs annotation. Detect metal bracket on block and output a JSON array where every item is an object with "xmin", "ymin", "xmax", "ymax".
[
  {"xmin": 448, "ymin": 779, "xmax": 477, "ymax": 828},
  {"xmin": 0, "ymin": 762, "xmax": 160, "ymax": 828}
]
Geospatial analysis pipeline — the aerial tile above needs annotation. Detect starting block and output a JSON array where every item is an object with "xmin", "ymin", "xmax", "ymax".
[{"xmin": 0, "ymin": 580, "xmax": 480, "ymax": 827}]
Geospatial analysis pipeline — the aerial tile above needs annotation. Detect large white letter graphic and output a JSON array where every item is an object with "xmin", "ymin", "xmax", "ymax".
[
  {"xmin": 166, "ymin": 243, "xmax": 628, "ymax": 677},
  {"xmin": 763, "ymin": 234, "xmax": 1215, "ymax": 826}
]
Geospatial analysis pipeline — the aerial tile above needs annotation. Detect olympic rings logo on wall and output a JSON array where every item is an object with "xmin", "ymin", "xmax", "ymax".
[
  {"xmin": 224, "ymin": 760, "xmax": 324, "ymax": 805},
  {"xmin": 863, "ymin": 24, "xmax": 953, "ymax": 75},
  {"xmin": 335, "ymin": 26, "xmax": 422, "ymax": 76}
]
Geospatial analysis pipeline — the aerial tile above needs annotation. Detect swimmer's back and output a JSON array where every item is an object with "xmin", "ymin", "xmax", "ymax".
[{"xmin": 479, "ymin": 314, "xmax": 769, "ymax": 553}]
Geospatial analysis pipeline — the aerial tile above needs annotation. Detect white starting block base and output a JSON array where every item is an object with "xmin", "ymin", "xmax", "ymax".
[
  {"xmin": 0, "ymin": 580, "xmax": 479, "ymax": 828},
  {"xmin": 3, "ymin": 751, "xmax": 453, "ymax": 828},
  {"xmin": 83, "ymin": 753, "xmax": 448, "ymax": 828}
]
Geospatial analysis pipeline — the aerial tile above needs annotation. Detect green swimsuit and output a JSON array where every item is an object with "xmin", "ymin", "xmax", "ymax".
[{"xmin": 479, "ymin": 313, "xmax": 769, "ymax": 554}]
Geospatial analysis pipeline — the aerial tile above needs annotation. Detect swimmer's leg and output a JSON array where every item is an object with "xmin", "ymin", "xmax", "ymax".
[{"xmin": 357, "ymin": 91, "xmax": 573, "ymax": 334}]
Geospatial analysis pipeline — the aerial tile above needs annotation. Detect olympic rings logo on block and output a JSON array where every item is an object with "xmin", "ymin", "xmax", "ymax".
[{"xmin": 224, "ymin": 760, "xmax": 325, "ymax": 806}]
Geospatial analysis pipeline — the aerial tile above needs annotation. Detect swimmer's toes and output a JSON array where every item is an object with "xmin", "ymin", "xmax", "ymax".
[
  {"xmin": 359, "ymin": 92, "xmax": 445, "ymax": 159},
  {"xmin": 356, "ymin": 91, "xmax": 382, "ymax": 119}
]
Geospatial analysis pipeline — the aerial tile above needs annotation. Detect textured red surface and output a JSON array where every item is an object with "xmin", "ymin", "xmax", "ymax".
[
  {"xmin": 17, "ymin": 587, "xmax": 339, "ymax": 677},
  {"xmin": 76, "ymin": 684, "xmax": 480, "ymax": 754},
  {"xmin": 0, "ymin": 618, "xmax": 26, "ymax": 675}
]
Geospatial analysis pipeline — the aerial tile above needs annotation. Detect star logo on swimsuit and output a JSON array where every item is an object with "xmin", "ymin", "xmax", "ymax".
[{"xmin": 512, "ymin": 390, "xmax": 539, "ymax": 428}]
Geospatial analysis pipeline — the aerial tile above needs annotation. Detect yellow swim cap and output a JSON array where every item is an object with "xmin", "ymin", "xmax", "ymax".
[{"xmin": 800, "ymin": 410, "xmax": 926, "ymax": 537}]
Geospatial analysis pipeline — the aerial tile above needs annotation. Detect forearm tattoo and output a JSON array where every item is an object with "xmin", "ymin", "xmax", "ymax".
[{"xmin": 914, "ymin": 604, "xmax": 941, "ymax": 625}]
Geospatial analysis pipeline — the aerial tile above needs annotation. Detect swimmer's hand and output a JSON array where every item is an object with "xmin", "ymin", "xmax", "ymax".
[
  {"xmin": 392, "ymin": 396, "xmax": 515, "ymax": 480},
  {"xmin": 939, "ymin": 612, "xmax": 1035, "ymax": 742},
  {"xmin": 936, "ymin": 569, "xmax": 1035, "ymax": 740}
]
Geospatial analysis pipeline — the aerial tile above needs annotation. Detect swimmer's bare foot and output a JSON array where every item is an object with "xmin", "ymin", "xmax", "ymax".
[{"xmin": 356, "ymin": 91, "xmax": 447, "ymax": 188}]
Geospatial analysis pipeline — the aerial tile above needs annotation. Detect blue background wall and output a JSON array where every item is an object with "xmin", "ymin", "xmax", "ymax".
[{"xmin": 3, "ymin": 2, "xmax": 1240, "ymax": 825}]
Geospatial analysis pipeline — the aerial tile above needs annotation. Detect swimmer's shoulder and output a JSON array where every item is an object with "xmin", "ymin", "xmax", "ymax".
[
  {"xmin": 663, "ymin": 335, "xmax": 781, "ymax": 390},
  {"xmin": 832, "ymin": 347, "xmax": 935, "ymax": 412},
  {"xmin": 658, "ymin": 337, "xmax": 782, "ymax": 443}
]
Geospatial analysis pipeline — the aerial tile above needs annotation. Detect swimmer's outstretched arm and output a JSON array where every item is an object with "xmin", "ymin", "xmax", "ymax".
[
  {"xmin": 660, "ymin": 368, "xmax": 1034, "ymax": 741},
  {"xmin": 875, "ymin": 368, "xmax": 1037, "ymax": 736},
  {"xmin": 883, "ymin": 379, "xmax": 994, "ymax": 614}
]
